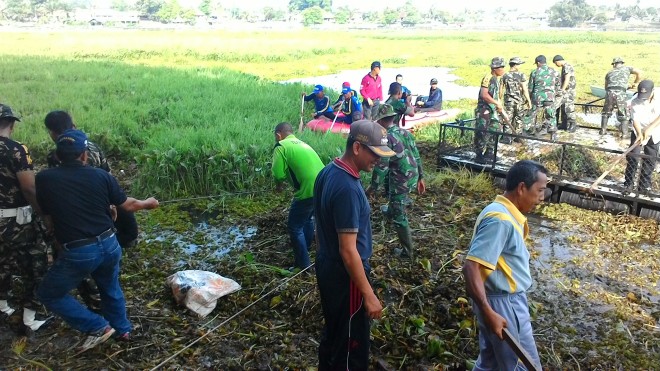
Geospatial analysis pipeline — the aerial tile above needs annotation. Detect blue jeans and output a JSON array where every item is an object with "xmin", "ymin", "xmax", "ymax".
[
  {"xmin": 288, "ymin": 198, "xmax": 315, "ymax": 268},
  {"xmin": 37, "ymin": 234, "xmax": 131, "ymax": 334}
]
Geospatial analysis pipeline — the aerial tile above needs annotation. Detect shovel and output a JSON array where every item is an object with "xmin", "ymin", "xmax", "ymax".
[{"xmin": 298, "ymin": 94, "xmax": 305, "ymax": 133}]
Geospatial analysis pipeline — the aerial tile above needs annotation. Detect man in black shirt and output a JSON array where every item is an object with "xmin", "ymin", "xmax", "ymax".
[{"xmin": 36, "ymin": 129, "xmax": 158, "ymax": 352}]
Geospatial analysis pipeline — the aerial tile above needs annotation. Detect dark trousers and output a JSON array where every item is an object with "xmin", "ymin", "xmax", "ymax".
[
  {"xmin": 316, "ymin": 260, "xmax": 371, "ymax": 371},
  {"xmin": 287, "ymin": 198, "xmax": 314, "ymax": 268},
  {"xmin": 625, "ymin": 133, "xmax": 659, "ymax": 190},
  {"xmin": 115, "ymin": 208, "xmax": 138, "ymax": 248},
  {"xmin": 315, "ymin": 112, "xmax": 336, "ymax": 121}
]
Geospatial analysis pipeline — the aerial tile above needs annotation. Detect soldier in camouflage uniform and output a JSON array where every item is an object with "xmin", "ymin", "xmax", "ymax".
[
  {"xmin": 502, "ymin": 57, "xmax": 532, "ymax": 139},
  {"xmin": 366, "ymin": 104, "xmax": 425, "ymax": 259},
  {"xmin": 474, "ymin": 57, "xmax": 506, "ymax": 162},
  {"xmin": 385, "ymin": 82, "xmax": 415, "ymax": 127},
  {"xmin": 525, "ymin": 55, "xmax": 561, "ymax": 141},
  {"xmin": 553, "ymin": 55, "xmax": 577, "ymax": 132},
  {"xmin": 0, "ymin": 104, "xmax": 51, "ymax": 333},
  {"xmin": 602, "ymin": 57, "xmax": 643, "ymax": 137}
]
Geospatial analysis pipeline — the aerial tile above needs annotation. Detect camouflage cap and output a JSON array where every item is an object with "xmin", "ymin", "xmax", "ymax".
[
  {"xmin": 509, "ymin": 56, "xmax": 525, "ymax": 65},
  {"xmin": 0, "ymin": 104, "xmax": 21, "ymax": 122},
  {"xmin": 490, "ymin": 57, "xmax": 505, "ymax": 69},
  {"xmin": 373, "ymin": 104, "xmax": 397, "ymax": 121},
  {"xmin": 612, "ymin": 57, "xmax": 625, "ymax": 64}
]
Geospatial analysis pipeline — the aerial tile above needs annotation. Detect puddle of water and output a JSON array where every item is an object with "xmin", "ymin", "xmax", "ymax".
[
  {"xmin": 145, "ymin": 222, "xmax": 258, "ymax": 269},
  {"xmin": 281, "ymin": 67, "xmax": 478, "ymax": 101}
]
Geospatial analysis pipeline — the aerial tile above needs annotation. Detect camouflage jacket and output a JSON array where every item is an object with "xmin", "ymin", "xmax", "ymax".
[
  {"xmin": 47, "ymin": 140, "xmax": 110, "ymax": 172},
  {"xmin": 502, "ymin": 70, "xmax": 527, "ymax": 104},
  {"xmin": 560, "ymin": 62, "xmax": 577, "ymax": 91},
  {"xmin": 0, "ymin": 136, "xmax": 33, "ymax": 209},
  {"xmin": 476, "ymin": 73, "xmax": 502, "ymax": 112},
  {"xmin": 528, "ymin": 65, "xmax": 560, "ymax": 104},
  {"xmin": 605, "ymin": 66, "xmax": 634, "ymax": 90},
  {"xmin": 371, "ymin": 125, "xmax": 423, "ymax": 196},
  {"xmin": 385, "ymin": 96, "xmax": 414, "ymax": 126}
]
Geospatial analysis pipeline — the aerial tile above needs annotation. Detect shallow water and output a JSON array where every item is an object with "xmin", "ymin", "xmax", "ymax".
[{"xmin": 281, "ymin": 66, "xmax": 478, "ymax": 101}]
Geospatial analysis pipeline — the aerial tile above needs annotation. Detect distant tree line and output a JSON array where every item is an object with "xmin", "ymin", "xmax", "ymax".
[{"xmin": 1, "ymin": 0, "xmax": 658, "ymax": 27}]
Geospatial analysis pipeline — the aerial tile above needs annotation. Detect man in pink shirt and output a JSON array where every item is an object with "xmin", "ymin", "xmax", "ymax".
[{"xmin": 360, "ymin": 61, "xmax": 383, "ymax": 120}]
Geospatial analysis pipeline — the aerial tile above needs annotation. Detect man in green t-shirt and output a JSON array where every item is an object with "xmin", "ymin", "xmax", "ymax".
[{"xmin": 272, "ymin": 122, "xmax": 325, "ymax": 269}]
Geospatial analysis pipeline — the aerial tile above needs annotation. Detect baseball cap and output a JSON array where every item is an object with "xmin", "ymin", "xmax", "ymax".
[
  {"xmin": 371, "ymin": 61, "xmax": 381, "ymax": 70},
  {"xmin": 312, "ymin": 84, "xmax": 324, "ymax": 94},
  {"xmin": 373, "ymin": 104, "xmax": 397, "ymax": 121},
  {"xmin": 552, "ymin": 55, "xmax": 564, "ymax": 63},
  {"xmin": 534, "ymin": 55, "xmax": 546, "ymax": 64},
  {"xmin": 342, "ymin": 81, "xmax": 351, "ymax": 88},
  {"xmin": 0, "ymin": 104, "xmax": 21, "ymax": 122},
  {"xmin": 349, "ymin": 120, "xmax": 395, "ymax": 157},
  {"xmin": 430, "ymin": 78, "xmax": 438, "ymax": 85},
  {"xmin": 490, "ymin": 57, "xmax": 505, "ymax": 69},
  {"xmin": 637, "ymin": 79, "xmax": 654, "ymax": 99},
  {"xmin": 341, "ymin": 87, "xmax": 351, "ymax": 94},
  {"xmin": 509, "ymin": 57, "xmax": 525, "ymax": 65},
  {"xmin": 612, "ymin": 57, "xmax": 624, "ymax": 64},
  {"xmin": 56, "ymin": 129, "xmax": 88, "ymax": 155}
]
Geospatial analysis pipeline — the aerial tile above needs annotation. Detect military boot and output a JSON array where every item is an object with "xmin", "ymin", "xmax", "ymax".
[
  {"xmin": 394, "ymin": 225, "xmax": 414, "ymax": 259},
  {"xmin": 620, "ymin": 120, "xmax": 630, "ymax": 139},
  {"xmin": 599, "ymin": 116, "xmax": 609, "ymax": 135},
  {"xmin": 567, "ymin": 120, "xmax": 577, "ymax": 133}
]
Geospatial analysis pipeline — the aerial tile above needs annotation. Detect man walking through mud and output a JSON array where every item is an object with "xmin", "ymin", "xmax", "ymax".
[
  {"xmin": 272, "ymin": 122, "xmax": 324, "ymax": 270},
  {"xmin": 463, "ymin": 160, "xmax": 547, "ymax": 370},
  {"xmin": 314, "ymin": 120, "xmax": 394, "ymax": 370}
]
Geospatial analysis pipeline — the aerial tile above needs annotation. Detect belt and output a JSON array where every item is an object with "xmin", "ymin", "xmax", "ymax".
[
  {"xmin": 62, "ymin": 228, "xmax": 115, "ymax": 250},
  {"xmin": 0, "ymin": 208, "xmax": 19, "ymax": 218}
]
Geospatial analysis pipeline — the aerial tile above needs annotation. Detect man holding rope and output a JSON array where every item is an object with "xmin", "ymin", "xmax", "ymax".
[
  {"xmin": 624, "ymin": 80, "xmax": 659, "ymax": 193},
  {"xmin": 314, "ymin": 120, "xmax": 394, "ymax": 370}
]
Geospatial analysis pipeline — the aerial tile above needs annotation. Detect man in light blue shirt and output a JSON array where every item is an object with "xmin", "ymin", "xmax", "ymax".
[{"xmin": 463, "ymin": 160, "xmax": 547, "ymax": 371}]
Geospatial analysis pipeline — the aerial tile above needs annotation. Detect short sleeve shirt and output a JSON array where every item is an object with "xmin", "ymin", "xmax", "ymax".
[
  {"xmin": 561, "ymin": 63, "xmax": 577, "ymax": 91},
  {"xmin": 631, "ymin": 97, "xmax": 660, "ymax": 143},
  {"xmin": 466, "ymin": 195, "xmax": 532, "ymax": 294},
  {"xmin": 0, "ymin": 137, "xmax": 33, "ymax": 208},
  {"xmin": 314, "ymin": 159, "xmax": 373, "ymax": 272}
]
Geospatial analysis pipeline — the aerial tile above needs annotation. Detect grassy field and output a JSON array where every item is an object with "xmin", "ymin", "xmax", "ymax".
[{"xmin": 1, "ymin": 29, "xmax": 659, "ymax": 197}]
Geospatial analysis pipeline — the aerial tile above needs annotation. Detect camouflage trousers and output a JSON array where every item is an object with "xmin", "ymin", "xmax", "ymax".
[
  {"xmin": 602, "ymin": 89, "xmax": 630, "ymax": 123},
  {"xmin": 474, "ymin": 108, "xmax": 501, "ymax": 156},
  {"xmin": 525, "ymin": 101, "xmax": 556, "ymax": 133},
  {"xmin": 0, "ymin": 218, "xmax": 49, "ymax": 309},
  {"xmin": 555, "ymin": 90, "xmax": 577, "ymax": 126},
  {"xmin": 383, "ymin": 193, "xmax": 412, "ymax": 228},
  {"xmin": 503, "ymin": 101, "xmax": 527, "ymax": 135}
]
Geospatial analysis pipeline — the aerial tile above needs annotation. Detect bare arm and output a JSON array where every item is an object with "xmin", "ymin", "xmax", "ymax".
[
  {"xmin": 631, "ymin": 68, "xmax": 642, "ymax": 84},
  {"xmin": 522, "ymin": 84, "xmax": 532, "ymax": 108},
  {"xmin": 119, "ymin": 197, "xmax": 159, "ymax": 212},
  {"xmin": 338, "ymin": 232, "xmax": 382, "ymax": 319},
  {"xmin": 641, "ymin": 114, "xmax": 660, "ymax": 140},
  {"xmin": 16, "ymin": 170, "xmax": 42, "ymax": 215},
  {"xmin": 480, "ymin": 86, "xmax": 502, "ymax": 111},
  {"xmin": 463, "ymin": 260, "xmax": 507, "ymax": 339}
]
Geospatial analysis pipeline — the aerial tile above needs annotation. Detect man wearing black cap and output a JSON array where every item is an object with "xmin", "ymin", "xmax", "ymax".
[
  {"xmin": 525, "ymin": 55, "xmax": 560, "ymax": 140},
  {"xmin": 360, "ymin": 61, "xmax": 383, "ymax": 120},
  {"xmin": 35, "ymin": 129, "xmax": 159, "ymax": 352},
  {"xmin": 314, "ymin": 120, "xmax": 394, "ymax": 370},
  {"xmin": 0, "ymin": 104, "xmax": 51, "ymax": 335},
  {"xmin": 553, "ymin": 55, "xmax": 577, "ymax": 132},
  {"xmin": 602, "ymin": 57, "xmax": 643, "ymax": 136},
  {"xmin": 624, "ymin": 80, "xmax": 659, "ymax": 192},
  {"xmin": 416, "ymin": 78, "xmax": 443, "ymax": 112}
]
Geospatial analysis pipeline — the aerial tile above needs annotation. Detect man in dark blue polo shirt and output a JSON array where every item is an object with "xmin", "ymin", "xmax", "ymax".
[
  {"xmin": 35, "ymin": 129, "xmax": 158, "ymax": 352},
  {"xmin": 314, "ymin": 120, "xmax": 394, "ymax": 370}
]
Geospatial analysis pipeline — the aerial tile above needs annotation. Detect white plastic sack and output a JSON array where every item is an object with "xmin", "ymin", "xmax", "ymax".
[{"xmin": 166, "ymin": 270, "xmax": 241, "ymax": 318}]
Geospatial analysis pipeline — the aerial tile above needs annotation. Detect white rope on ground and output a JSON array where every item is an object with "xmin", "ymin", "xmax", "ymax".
[
  {"xmin": 149, "ymin": 263, "xmax": 315, "ymax": 370},
  {"xmin": 159, "ymin": 189, "xmax": 271, "ymax": 204}
]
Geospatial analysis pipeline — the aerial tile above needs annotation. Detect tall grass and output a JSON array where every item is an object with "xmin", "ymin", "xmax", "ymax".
[{"xmin": 1, "ymin": 29, "xmax": 658, "ymax": 197}]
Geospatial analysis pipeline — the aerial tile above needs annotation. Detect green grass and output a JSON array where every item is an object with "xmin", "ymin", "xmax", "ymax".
[{"xmin": 1, "ymin": 29, "xmax": 659, "ymax": 197}]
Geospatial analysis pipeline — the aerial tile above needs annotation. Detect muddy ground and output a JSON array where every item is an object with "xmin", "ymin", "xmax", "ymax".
[{"xmin": 1, "ymin": 148, "xmax": 659, "ymax": 370}]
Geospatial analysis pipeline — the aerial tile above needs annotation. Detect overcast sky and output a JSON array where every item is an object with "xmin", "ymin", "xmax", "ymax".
[{"xmin": 209, "ymin": 0, "xmax": 657, "ymax": 12}]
